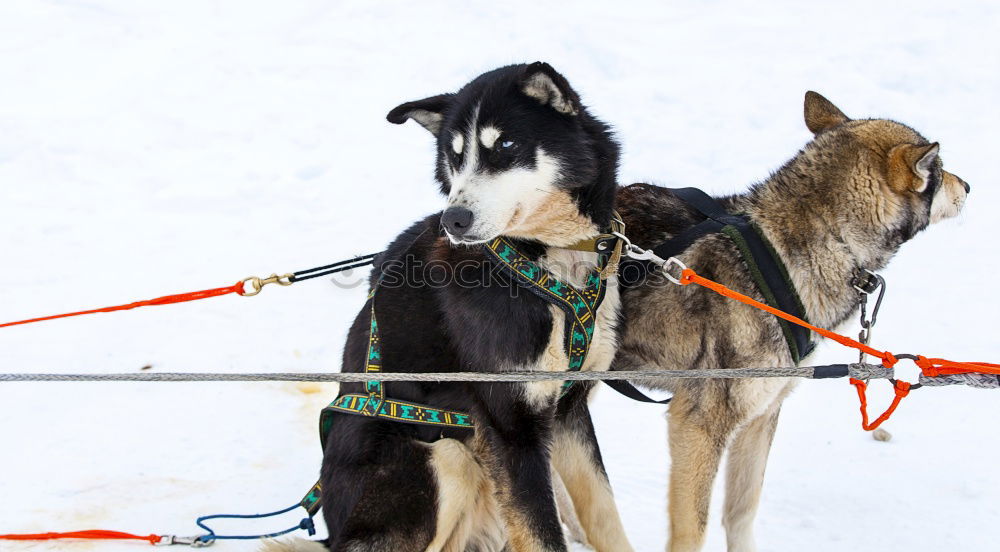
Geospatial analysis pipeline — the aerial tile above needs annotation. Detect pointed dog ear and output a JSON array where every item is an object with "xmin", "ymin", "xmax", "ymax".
[
  {"xmin": 804, "ymin": 91, "xmax": 850, "ymax": 135},
  {"xmin": 519, "ymin": 62, "xmax": 581, "ymax": 116},
  {"xmin": 387, "ymin": 93, "xmax": 454, "ymax": 135},
  {"xmin": 889, "ymin": 142, "xmax": 940, "ymax": 193},
  {"xmin": 905, "ymin": 142, "xmax": 940, "ymax": 192}
]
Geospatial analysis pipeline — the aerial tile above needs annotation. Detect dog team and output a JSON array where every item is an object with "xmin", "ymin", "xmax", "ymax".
[{"xmin": 265, "ymin": 62, "xmax": 969, "ymax": 552}]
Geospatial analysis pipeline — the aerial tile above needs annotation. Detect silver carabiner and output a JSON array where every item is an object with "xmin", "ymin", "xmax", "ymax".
[
  {"xmin": 612, "ymin": 233, "xmax": 688, "ymax": 285},
  {"xmin": 612, "ymin": 231, "xmax": 657, "ymax": 262},
  {"xmin": 155, "ymin": 535, "xmax": 214, "ymax": 547}
]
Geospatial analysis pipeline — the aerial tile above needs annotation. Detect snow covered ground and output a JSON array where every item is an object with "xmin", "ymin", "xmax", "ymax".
[{"xmin": 1, "ymin": 1, "xmax": 997, "ymax": 550}]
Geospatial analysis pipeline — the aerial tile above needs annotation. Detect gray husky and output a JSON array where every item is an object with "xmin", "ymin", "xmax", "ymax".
[{"xmin": 613, "ymin": 92, "xmax": 969, "ymax": 552}]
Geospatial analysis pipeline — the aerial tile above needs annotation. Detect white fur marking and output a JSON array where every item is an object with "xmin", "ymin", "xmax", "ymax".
[
  {"xmin": 479, "ymin": 126, "xmax": 501, "ymax": 149},
  {"xmin": 451, "ymin": 133, "xmax": 464, "ymax": 156},
  {"xmin": 930, "ymin": 175, "xmax": 967, "ymax": 224},
  {"xmin": 446, "ymin": 147, "xmax": 562, "ymax": 244},
  {"xmin": 446, "ymin": 106, "xmax": 480, "ymax": 203}
]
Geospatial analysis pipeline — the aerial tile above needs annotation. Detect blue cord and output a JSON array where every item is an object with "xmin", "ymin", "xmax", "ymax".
[{"xmin": 195, "ymin": 503, "xmax": 315, "ymax": 544}]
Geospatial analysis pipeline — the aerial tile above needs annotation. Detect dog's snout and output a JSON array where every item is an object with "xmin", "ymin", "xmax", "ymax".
[
  {"xmin": 442, "ymin": 206, "xmax": 474, "ymax": 237},
  {"xmin": 962, "ymin": 179, "xmax": 971, "ymax": 193}
]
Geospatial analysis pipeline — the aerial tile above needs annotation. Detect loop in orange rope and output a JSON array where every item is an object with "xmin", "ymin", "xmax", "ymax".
[{"xmin": 849, "ymin": 378, "xmax": 912, "ymax": 431}]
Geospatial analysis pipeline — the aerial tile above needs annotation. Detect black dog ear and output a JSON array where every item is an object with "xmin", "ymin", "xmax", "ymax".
[
  {"xmin": 386, "ymin": 93, "xmax": 454, "ymax": 135},
  {"xmin": 519, "ymin": 62, "xmax": 581, "ymax": 116},
  {"xmin": 804, "ymin": 91, "xmax": 850, "ymax": 135}
]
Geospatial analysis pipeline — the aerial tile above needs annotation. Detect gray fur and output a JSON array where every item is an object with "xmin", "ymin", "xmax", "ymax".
[{"xmin": 614, "ymin": 92, "xmax": 969, "ymax": 552}]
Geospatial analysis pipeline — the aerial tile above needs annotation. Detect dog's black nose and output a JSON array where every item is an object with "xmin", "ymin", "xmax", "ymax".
[
  {"xmin": 442, "ymin": 206, "xmax": 474, "ymax": 237},
  {"xmin": 962, "ymin": 179, "xmax": 971, "ymax": 193}
]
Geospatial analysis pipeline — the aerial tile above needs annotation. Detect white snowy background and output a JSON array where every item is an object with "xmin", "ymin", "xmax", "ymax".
[{"xmin": 1, "ymin": 1, "xmax": 997, "ymax": 550}]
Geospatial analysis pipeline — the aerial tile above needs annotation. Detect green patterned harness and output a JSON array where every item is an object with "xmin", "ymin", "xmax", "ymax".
[
  {"xmin": 321, "ymin": 294, "xmax": 476, "ymax": 432},
  {"xmin": 320, "ymin": 237, "xmax": 609, "ymax": 430},
  {"xmin": 483, "ymin": 237, "xmax": 609, "ymax": 372},
  {"xmin": 300, "ymin": 237, "xmax": 612, "ymax": 517}
]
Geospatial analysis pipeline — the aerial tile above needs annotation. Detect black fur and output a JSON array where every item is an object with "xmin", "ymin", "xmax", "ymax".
[
  {"xmin": 388, "ymin": 62, "xmax": 618, "ymax": 231},
  {"xmin": 319, "ymin": 64, "xmax": 621, "ymax": 552}
]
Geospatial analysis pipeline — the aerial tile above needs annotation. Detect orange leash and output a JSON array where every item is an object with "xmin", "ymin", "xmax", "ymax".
[
  {"xmin": 676, "ymin": 267, "xmax": 996, "ymax": 430},
  {"xmin": 0, "ymin": 254, "xmax": 380, "ymax": 329},
  {"xmin": 0, "ymin": 282, "xmax": 246, "ymax": 329},
  {"xmin": 678, "ymin": 268, "xmax": 900, "ymax": 367},
  {"xmin": 0, "ymin": 529, "xmax": 161, "ymax": 544}
]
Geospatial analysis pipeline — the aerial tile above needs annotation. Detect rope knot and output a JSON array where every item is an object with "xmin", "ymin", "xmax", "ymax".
[
  {"xmin": 299, "ymin": 517, "xmax": 316, "ymax": 536},
  {"xmin": 881, "ymin": 352, "xmax": 898, "ymax": 368},
  {"xmin": 915, "ymin": 355, "xmax": 939, "ymax": 377}
]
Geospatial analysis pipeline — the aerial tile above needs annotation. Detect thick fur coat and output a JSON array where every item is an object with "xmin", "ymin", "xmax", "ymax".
[
  {"xmin": 614, "ymin": 92, "xmax": 969, "ymax": 552},
  {"xmin": 270, "ymin": 63, "xmax": 633, "ymax": 552}
]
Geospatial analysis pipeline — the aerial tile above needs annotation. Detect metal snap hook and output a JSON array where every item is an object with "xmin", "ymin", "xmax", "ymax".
[{"xmin": 240, "ymin": 273, "xmax": 294, "ymax": 296}]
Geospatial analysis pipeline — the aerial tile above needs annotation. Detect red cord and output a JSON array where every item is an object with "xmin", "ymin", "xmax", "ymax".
[
  {"xmin": 0, "ymin": 281, "xmax": 245, "ymax": 328},
  {"xmin": 0, "ymin": 529, "xmax": 161, "ymax": 544}
]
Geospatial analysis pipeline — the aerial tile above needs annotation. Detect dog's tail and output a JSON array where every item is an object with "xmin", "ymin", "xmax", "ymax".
[{"xmin": 258, "ymin": 537, "xmax": 329, "ymax": 552}]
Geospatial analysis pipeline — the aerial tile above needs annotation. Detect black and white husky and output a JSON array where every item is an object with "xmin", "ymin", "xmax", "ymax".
[{"xmin": 267, "ymin": 63, "xmax": 632, "ymax": 552}]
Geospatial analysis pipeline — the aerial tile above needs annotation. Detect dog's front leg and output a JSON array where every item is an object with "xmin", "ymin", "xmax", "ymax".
[
  {"xmin": 722, "ymin": 403, "xmax": 781, "ymax": 552},
  {"xmin": 474, "ymin": 383, "xmax": 567, "ymax": 552},
  {"xmin": 552, "ymin": 386, "xmax": 634, "ymax": 552},
  {"xmin": 667, "ymin": 391, "xmax": 737, "ymax": 552}
]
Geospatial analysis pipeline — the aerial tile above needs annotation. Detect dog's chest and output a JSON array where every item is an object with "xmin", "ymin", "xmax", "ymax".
[
  {"xmin": 532, "ymin": 249, "xmax": 620, "ymax": 375},
  {"xmin": 520, "ymin": 249, "xmax": 619, "ymax": 407}
]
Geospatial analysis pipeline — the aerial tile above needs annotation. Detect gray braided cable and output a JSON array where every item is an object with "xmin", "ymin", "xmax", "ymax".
[
  {"xmin": 849, "ymin": 364, "xmax": 894, "ymax": 380},
  {"xmin": 919, "ymin": 373, "xmax": 1000, "ymax": 389},
  {"xmin": 0, "ymin": 364, "xmax": 893, "ymax": 383}
]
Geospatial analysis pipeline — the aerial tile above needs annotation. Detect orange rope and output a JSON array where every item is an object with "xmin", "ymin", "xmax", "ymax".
[
  {"xmin": 0, "ymin": 529, "xmax": 161, "ymax": 544},
  {"xmin": 677, "ymin": 267, "xmax": 996, "ymax": 430},
  {"xmin": 678, "ymin": 268, "xmax": 899, "ymax": 367},
  {"xmin": 0, "ymin": 282, "xmax": 246, "ymax": 329},
  {"xmin": 849, "ymin": 378, "xmax": 911, "ymax": 431},
  {"xmin": 914, "ymin": 356, "xmax": 1000, "ymax": 377}
]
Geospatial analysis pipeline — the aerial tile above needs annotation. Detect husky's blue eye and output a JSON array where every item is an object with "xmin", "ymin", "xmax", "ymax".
[{"xmin": 500, "ymin": 140, "xmax": 515, "ymax": 149}]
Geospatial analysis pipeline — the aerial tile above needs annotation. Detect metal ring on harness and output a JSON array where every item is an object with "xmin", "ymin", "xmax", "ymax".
[{"xmin": 659, "ymin": 257, "xmax": 688, "ymax": 285}]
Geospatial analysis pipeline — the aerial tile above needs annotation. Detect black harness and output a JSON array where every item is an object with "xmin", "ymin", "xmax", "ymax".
[{"xmin": 622, "ymin": 187, "xmax": 816, "ymax": 363}]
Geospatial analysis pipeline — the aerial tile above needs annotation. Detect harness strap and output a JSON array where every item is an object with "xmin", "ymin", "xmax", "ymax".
[
  {"xmin": 602, "ymin": 379, "xmax": 672, "ymax": 404},
  {"xmin": 483, "ymin": 237, "xmax": 607, "ymax": 372},
  {"xmin": 561, "ymin": 233, "xmax": 619, "ymax": 254},
  {"xmin": 634, "ymin": 187, "xmax": 815, "ymax": 363},
  {"xmin": 318, "ymin": 291, "xmax": 477, "ymax": 457},
  {"xmin": 323, "ymin": 394, "xmax": 474, "ymax": 429}
]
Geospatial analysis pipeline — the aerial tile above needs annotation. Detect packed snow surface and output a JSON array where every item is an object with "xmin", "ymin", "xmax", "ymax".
[{"xmin": 1, "ymin": 1, "xmax": 997, "ymax": 550}]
